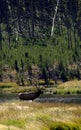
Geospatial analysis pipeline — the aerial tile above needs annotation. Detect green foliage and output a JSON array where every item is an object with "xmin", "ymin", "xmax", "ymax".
[
  {"xmin": 0, "ymin": 33, "xmax": 81, "ymax": 82},
  {"xmin": 5, "ymin": 119, "xmax": 26, "ymax": 129},
  {"xmin": 48, "ymin": 122, "xmax": 80, "ymax": 130},
  {"xmin": 0, "ymin": 8, "xmax": 81, "ymax": 83}
]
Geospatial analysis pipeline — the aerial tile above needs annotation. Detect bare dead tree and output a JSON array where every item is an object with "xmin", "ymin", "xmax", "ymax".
[{"xmin": 51, "ymin": 0, "xmax": 59, "ymax": 36}]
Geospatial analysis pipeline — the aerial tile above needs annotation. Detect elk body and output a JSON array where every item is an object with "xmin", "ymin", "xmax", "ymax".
[{"xmin": 19, "ymin": 89, "xmax": 43, "ymax": 101}]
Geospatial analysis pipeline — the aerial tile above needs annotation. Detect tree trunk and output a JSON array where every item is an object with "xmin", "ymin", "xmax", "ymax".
[
  {"xmin": 73, "ymin": 25, "xmax": 77, "ymax": 51},
  {"xmin": 0, "ymin": 24, "xmax": 2, "ymax": 50},
  {"xmin": 17, "ymin": 0, "xmax": 22, "ymax": 33},
  {"xmin": 67, "ymin": 28, "xmax": 72, "ymax": 49},
  {"xmin": 31, "ymin": 0, "xmax": 35, "ymax": 37},
  {"xmin": 51, "ymin": 0, "xmax": 59, "ymax": 36}
]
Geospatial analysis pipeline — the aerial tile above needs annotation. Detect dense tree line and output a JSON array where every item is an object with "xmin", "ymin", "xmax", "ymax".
[
  {"xmin": 0, "ymin": 0, "xmax": 81, "ymax": 42},
  {"xmin": 0, "ymin": 0, "xmax": 81, "ymax": 83}
]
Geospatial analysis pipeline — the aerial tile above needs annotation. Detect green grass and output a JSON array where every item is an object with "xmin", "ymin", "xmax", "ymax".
[
  {"xmin": 53, "ymin": 80, "xmax": 81, "ymax": 94},
  {"xmin": 0, "ymin": 82, "xmax": 38, "ymax": 93},
  {"xmin": 5, "ymin": 119, "xmax": 26, "ymax": 129},
  {"xmin": 48, "ymin": 122, "xmax": 81, "ymax": 130},
  {"xmin": 1, "ymin": 80, "xmax": 81, "ymax": 94},
  {"xmin": 0, "ymin": 82, "xmax": 18, "ymax": 88},
  {"xmin": 0, "ymin": 85, "xmax": 37, "ymax": 93}
]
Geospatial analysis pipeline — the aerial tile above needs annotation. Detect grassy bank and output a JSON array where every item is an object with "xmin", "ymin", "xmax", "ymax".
[
  {"xmin": 0, "ymin": 82, "xmax": 37, "ymax": 93},
  {"xmin": 1, "ymin": 80, "xmax": 81, "ymax": 94},
  {"xmin": 0, "ymin": 101, "xmax": 81, "ymax": 130},
  {"xmin": 54, "ymin": 80, "xmax": 81, "ymax": 94}
]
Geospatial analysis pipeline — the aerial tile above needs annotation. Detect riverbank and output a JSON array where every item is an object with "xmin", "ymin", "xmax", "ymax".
[
  {"xmin": 0, "ymin": 80, "xmax": 81, "ymax": 94},
  {"xmin": 53, "ymin": 80, "xmax": 81, "ymax": 94},
  {"xmin": 0, "ymin": 80, "xmax": 81, "ymax": 129}
]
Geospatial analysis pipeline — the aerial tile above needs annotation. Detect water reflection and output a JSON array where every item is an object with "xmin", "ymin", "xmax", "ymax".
[
  {"xmin": 0, "ymin": 93, "xmax": 18, "ymax": 103},
  {"xmin": 0, "ymin": 93, "xmax": 81, "ymax": 104},
  {"xmin": 35, "ymin": 94, "xmax": 81, "ymax": 104}
]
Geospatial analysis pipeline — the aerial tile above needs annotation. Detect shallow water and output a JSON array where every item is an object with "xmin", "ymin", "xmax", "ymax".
[
  {"xmin": 35, "ymin": 94, "xmax": 81, "ymax": 104},
  {"xmin": 0, "ymin": 93, "xmax": 81, "ymax": 104},
  {"xmin": 0, "ymin": 93, "xmax": 18, "ymax": 103}
]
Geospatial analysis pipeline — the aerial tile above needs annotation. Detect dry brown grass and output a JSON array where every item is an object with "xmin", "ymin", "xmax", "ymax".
[
  {"xmin": 54, "ymin": 80, "xmax": 81, "ymax": 94},
  {"xmin": 0, "ymin": 101, "xmax": 81, "ymax": 130},
  {"xmin": 58, "ymin": 80, "xmax": 81, "ymax": 89}
]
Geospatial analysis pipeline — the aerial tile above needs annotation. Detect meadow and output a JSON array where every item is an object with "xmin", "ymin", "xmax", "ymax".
[
  {"xmin": 0, "ymin": 101, "xmax": 81, "ymax": 130},
  {"xmin": 0, "ymin": 80, "xmax": 81, "ymax": 130}
]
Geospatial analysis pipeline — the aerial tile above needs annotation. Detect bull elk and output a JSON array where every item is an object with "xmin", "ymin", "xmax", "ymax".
[
  {"xmin": 19, "ymin": 77, "xmax": 44, "ymax": 100},
  {"xmin": 19, "ymin": 88, "xmax": 43, "ymax": 101}
]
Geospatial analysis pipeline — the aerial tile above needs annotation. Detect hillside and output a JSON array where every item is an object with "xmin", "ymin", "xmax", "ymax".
[
  {"xmin": 54, "ymin": 80, "xmax": 81, "ymax": 94},
  {"xmin": 0, "ymin": 0, "xmax": 81, "ymax": 83}
]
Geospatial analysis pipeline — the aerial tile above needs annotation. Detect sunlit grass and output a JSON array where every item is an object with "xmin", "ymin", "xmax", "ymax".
[
  {"xmin": 0, "ymin": 101, "xmax": 81, "ymax": 129},
  {"xmin": 0, "ymin": 82, "xmax": 18, "ymax": 88},
  {"xmin": 58, "ymin": 80, "xmax": 81, "ymax": 89},
  {"xmin": 0, "ymin": 82, "xmax": 37, "ymax": 93},
  {"xmin": 1, "ymin": 80, "xmax": 81, "ymax": 94},
  {"xmin": 54, "ymin": 80, "xmax": 81, "ymax": 94},
  {"xmin": 48, "ymin": 122, "xmax": 81, "ymax": 130},
  {"xmin": 1, "ymin": 86, "xmax": 36, "ymax": 93}
]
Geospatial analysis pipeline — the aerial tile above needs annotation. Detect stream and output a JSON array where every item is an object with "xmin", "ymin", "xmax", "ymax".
[
  {"xmin": 0, "ymin": 93, "xmax": 81, "ymax": 104},
  {"xmin": 35, "ymin": 94, "xmax": 81, "ymax": 104}
]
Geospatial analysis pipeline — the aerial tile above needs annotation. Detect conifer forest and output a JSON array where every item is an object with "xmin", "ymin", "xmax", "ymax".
[{"xmin": 0, "ymin": 0, "xmax": 81, "ymax": 83}]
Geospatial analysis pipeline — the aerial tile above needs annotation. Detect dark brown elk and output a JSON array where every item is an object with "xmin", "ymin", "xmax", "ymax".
[
  {"xmin": 19, "ymin": 89, "xmax": 43, "ymax": 101},
  {"xmin": 19, "ymin": 77, "xmax": 44, "ymax": 100}
]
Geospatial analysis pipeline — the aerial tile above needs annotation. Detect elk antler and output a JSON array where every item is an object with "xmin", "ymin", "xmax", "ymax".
[{"xmin": 27, "ymin": 76, "xmax": 44, "ymax": 91}]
